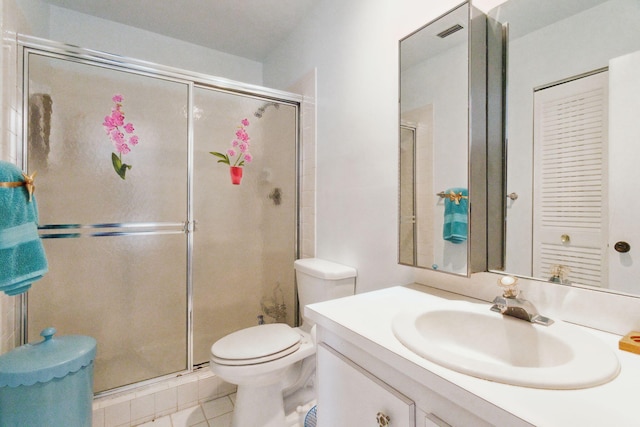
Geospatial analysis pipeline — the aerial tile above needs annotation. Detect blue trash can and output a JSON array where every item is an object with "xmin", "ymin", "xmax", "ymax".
[{"xmin": 0, "ymin": 327, "xmax": 96, "ymax": 427}]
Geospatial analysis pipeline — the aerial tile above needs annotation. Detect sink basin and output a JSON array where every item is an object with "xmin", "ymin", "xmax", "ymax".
[{"xmin": 392, "ymin": 302, "xmax": 620, "ymax": 389}]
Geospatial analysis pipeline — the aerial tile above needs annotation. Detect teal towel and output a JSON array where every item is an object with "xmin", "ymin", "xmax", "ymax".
[
  {"xmin": 0, "ymin": 161, "xmax": 48, "ymax": 296},
  {"xmin": 442, "ymin": 187, "xmax": 468, "ymax": 244}
]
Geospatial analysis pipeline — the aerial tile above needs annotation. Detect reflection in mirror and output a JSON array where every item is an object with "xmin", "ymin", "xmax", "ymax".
[
  {"xmin": 399, "ymin": 4, "xmax": 470, "ymax": 275},
  {"xmin": 489, "ymin": 0, "xmax": 640, "ymax": 296},
  {"xmin": 399, "ymin": 125, "xmax": 418, "ymax": 265}
]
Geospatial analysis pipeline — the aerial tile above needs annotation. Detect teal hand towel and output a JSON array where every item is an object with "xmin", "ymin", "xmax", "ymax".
[
  {"xmin": 0, "ymin": 161, "xmax": 48, "ymax": 296},
  {"xmin": 442, "ymin": 187, "xmax": 468, "ymax": 244}
]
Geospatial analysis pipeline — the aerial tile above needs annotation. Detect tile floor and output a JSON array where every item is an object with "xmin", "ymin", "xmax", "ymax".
[{"xmin": 135, "ymin": 394, "xmax": 235, "ymax": 427}]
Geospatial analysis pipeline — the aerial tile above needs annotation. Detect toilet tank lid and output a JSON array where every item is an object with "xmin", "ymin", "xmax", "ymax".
[{"xmin": 294, "ymin": 258, "xmax": 357, "ymax": 280}]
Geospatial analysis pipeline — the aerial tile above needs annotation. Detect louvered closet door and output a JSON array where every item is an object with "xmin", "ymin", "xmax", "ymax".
[{"xmin": 532, "ymin": 71, "xmax": 608, "ymax": 287}]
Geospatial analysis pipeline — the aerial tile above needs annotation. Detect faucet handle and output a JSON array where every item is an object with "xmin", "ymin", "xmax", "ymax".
[{"xmin": 498, "ymin": 276, "xmax": 519, "ymax": 298}]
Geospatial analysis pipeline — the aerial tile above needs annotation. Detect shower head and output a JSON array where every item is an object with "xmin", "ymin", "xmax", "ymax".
[{"xmin": 254, "ymin": 102, "xmax": 280, "ymax": 118}]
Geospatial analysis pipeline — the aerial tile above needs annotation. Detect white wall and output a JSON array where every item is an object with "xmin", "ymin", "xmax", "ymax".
[
  {"xmin": 263, "ymin": 0, "xmax": 465, "ymax": 293},
  {"xmin": 609, "ymin": 50, "xmax": 640, "ymax": 294},
  {"xmin": 15, "ymin": 0, "xmax": 264, "ymax": 85}
]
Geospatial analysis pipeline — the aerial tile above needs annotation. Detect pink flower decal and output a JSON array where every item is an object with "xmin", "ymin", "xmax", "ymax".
[
  {"xmin": 210, "ymin": 117, "xmax": 255, "ymax": 169},
  {"xmin": 117, "ymin": 142, "xmax": 131, "ymax": 155},
  {"xmin": 103, "ymin": 94, "xmax": 141, "ymax": 179},
  {"xmin": 235, "ymin": 128, "xmax": 249, "ymax": 142}
]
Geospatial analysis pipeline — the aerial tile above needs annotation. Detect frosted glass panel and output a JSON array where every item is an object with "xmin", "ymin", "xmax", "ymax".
[
  {"xmin": 25, "ymin": 53, "xmax": 189, "ymax": 393},
  {"xmin": 27, "ymin": 53, "xmax": 188, "ymax": 224},
  {"xmin": 28, "ymin": 234, "xmax": 187, "ymax": 392},
  {"xmin": 192, "ymin": 86, "xmax": 298, "ymax": 364}
]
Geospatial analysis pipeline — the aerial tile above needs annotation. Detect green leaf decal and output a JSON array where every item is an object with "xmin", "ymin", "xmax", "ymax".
[
  {"xmin": 209, "ymin": 151, "xmax": 230, "ymax": 165},
  {"xmin": 112, "ymin": 153, "xmax": 132, "ymax": 180}
]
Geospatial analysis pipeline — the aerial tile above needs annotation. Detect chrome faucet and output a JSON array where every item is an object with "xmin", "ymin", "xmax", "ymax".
[{"xmin": 490, "ymin": 276, "xmax": 554, "ymax": 326}]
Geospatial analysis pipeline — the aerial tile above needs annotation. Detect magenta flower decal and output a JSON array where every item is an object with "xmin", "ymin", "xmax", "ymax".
[
  {"xmin": 210, "ymin": 118, "xmax": 254, "ymax": 167},
  {"xmin": 103, "ymin": 94, "xmax": 141, "ymax": 179}
]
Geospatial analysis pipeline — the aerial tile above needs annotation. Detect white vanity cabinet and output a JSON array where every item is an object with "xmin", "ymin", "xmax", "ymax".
[
  {"xmin": 316, "ymin": 343, "xmax": 416, "ymax": 426},
  {"xmin": 314, "ymin": 335, "xmax": 491, "ymax": 426},
  {"xmin": 308, "ymin": 285, "xmax": 640, "ymax": 426}
]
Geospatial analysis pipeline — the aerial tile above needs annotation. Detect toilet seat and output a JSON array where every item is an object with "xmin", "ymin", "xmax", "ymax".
[{"xmin": 211, "ymin": 323, "xmax": 302, "ymax": 366}]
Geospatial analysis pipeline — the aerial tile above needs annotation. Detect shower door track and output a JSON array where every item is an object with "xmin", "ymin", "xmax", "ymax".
[{"xmin": 17, "ymin": 34, "xmax": 303, "ymax": 398}]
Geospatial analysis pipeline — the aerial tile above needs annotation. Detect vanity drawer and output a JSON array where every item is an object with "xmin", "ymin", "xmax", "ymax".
[{"xmin": 317, "ymin": 343, "xmax": 415, "ymax": 426}]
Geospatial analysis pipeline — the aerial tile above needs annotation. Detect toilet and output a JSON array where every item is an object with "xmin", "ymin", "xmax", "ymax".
[{"xmin": 209, "ymin": 258, "xmax": 357, "ymax": 427}]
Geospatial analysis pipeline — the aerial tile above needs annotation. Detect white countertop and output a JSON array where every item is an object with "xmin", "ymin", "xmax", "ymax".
[{"xmin": 306, "ymin": 284, "xmax": 640, "ymax": 427}]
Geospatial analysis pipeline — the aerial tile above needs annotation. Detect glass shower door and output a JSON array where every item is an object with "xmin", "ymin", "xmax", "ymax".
[
  {"xmin": 192, "ymin": 87, "xmax": 299, "ymax": 365},
  {"xmin": 25, "ymin": 52, "xmax": 190, "ymax": 392}
]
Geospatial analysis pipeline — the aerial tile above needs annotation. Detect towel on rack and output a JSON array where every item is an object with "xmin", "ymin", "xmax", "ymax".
[
  {"xmin": 442, "ymin": 187, "xmax": 468, "ymax": 244},
  {"xmin": 0, "ymin": 161, "xmax": 48, "ymax": 296}
]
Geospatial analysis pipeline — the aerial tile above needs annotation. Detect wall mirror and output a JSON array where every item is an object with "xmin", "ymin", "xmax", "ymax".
[
  {"xmin": 399, "ymin": 2, "xmax": 499, "ymax": 276},
  {"xmin": 489, "ymin": 0, "xmax": 640, "ymax": 296}
]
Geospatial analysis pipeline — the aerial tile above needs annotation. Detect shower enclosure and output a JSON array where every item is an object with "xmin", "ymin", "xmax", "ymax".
[{"xmin": 19, "ymin": 37, "xmax": 300, "ymax": 394}]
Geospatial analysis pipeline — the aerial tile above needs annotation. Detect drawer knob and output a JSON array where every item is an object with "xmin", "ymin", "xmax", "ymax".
[{"xmin": 376, "ymin": 412, "xmax": 390, "ymax": 426}]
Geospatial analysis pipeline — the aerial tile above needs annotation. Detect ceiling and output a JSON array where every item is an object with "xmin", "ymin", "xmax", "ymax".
[{"xmin": 40, "ymin": 0, "xmax": 318, "ymax": 61}]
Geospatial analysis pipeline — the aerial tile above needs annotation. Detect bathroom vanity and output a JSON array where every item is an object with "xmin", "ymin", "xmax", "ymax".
[{"xmin": 306, "ymin": 284, "xmax": 640, "ymax": 426}]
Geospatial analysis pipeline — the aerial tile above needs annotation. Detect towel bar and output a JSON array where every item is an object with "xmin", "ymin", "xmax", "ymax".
[{"xmin": 436, "ymin": 191, "xmax": 468, "ymax": 204}]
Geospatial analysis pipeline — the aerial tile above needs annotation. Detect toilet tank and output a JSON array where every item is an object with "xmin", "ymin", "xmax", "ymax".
[{"xmin": 294, "ymin": 258, "xmax": 357, "ymax": 325}]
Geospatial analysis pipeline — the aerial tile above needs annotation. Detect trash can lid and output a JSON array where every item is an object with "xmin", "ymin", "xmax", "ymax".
[{"xmin": 0, "ymin": 327, "xmax": 96, "ymax": 387}]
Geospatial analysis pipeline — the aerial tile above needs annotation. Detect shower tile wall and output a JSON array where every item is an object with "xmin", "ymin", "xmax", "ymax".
[
  {"xmin": 0, "ymin": 0, "xmax": 21, "ymax": 354},
  {"xmin": 289, "ymin": 69, "xmax": 317, "ymax": 259},
  {"xmin": 92, "ymin": 370, "xmax": 236, "ymax": 427}
]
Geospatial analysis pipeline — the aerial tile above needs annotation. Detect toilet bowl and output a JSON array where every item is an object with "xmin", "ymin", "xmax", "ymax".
[
  {"xmin": 210, "ymin": 325, "xmax": 315, "ymax": 427},
  {"xmin": 209, "ymin": 258, "xmax": 357, "ymax": 427}
]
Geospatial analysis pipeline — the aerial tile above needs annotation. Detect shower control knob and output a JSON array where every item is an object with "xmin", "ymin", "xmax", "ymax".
[{"xmin": 614, "ymin": 241, "xmax": 631, "ymax": 253}]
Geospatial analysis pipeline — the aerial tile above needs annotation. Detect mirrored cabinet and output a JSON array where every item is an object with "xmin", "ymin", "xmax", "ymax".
[{"xmin": 398, "ymin": 1, "xmax": 503, "ymax": 276}]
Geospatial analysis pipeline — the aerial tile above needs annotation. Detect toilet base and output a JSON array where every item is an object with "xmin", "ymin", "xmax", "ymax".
[{"xmin": 232, "ymin": 381, "xmax": 286, "ymax": 427}]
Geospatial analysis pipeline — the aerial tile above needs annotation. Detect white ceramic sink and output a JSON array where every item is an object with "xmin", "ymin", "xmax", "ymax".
[{"xmin": 392, "ymin": 302, "xmax": 620, "ymax": 389}]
